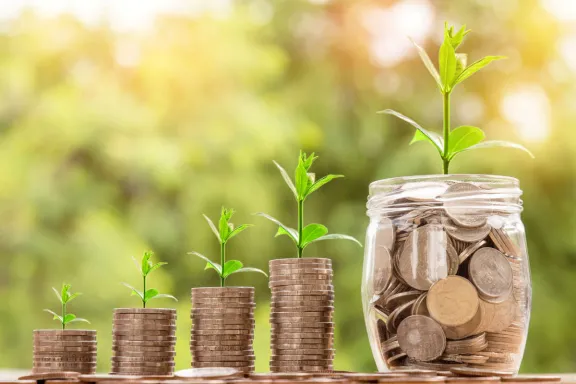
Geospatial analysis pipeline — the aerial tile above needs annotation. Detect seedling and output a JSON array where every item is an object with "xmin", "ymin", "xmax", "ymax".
[
  {"xmin": 379, "ymin": 23, "xmax": 533, "ymax": 174},
  {"xmin": 190, "ymin": 207, "xmax": 267, "ymax": 287},
  {"xmin": 44, "ymin": 283, "xmax": 90, "ymax": 330},
  {"xmin": 123, "ymin": 251, "xmax": 177, "ymax": 308},
  {"xmin": 256, "ymin": 151, "xmax": 362, "ymax": 258}
]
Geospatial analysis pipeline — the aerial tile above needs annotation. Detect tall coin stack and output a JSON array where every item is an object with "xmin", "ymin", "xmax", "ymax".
[
  {"xmin": 191, "ymin": 287, "xmax": 256, "ymax": 373},
  {"xmin": 33, "ymin": 330, "xmax": 97, "ymax": 374},
  {"xmin": 269, "ymin": 258, "xmax": 335, "ymax": 373},
  {"xmin": 111, "ymin": 308, "xmax": 177, "ymax": 376}
]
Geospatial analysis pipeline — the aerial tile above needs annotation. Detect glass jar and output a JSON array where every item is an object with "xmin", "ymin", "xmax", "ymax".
[{"xmin": 362, "ymin": 175, "xmax": 531, "ymax": 374}]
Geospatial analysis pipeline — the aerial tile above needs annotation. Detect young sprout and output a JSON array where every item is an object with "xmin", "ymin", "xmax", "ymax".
[
  {"xmin": 379, "ymin": 23, "xmax": 533, "ymax": 174},
  {"xmin": 256, "ymin": 151, "xmax": 362, "ymax": 258},
  {"xmin": 44, "ymin": 283, "xmax": 90, "ymax": 330},
  {"xmin": 189, "ymin": 207, "xmax": 267, "ymax": 287},
  {"xmin": 123, "ymin": 251, "xmax": 177, "ymax": 308}
]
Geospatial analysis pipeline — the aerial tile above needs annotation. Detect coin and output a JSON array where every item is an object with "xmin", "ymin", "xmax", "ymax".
[
  {"xmin": 192, "ymin": 361, "xmax": 254, "ymax": 368},
  {"xmin": 469, "ymin": 248, "xmax": 513, "ymax": 301},
  {"xmin": 191, "ymin": 329, "xmax": 253, "ymax": 336},
  {"xmin": 34, "ymin": 346, "xmax": 97, "ymax": 353},
  {"xmin": 398, "ymin": 224, "xmax": 449, "ymax": 291},
  {"xmin": 114, "ymin": 308, "xmax": 176, "ymax": 315},
  {"xmin": 427, "ymin": 276, "xmax": 479, "ymax": 327},
  {"xmin": 191, "ymin": 287, "xmax": 254, "ymax": 298},
  {"xmin": 397, "ymin": 315, "xmax": 446, "ymax": 362},
  {"xmin": 445, "ymin": 221, "xmax": 491, "ymax": 244},
  {"xmin": 450, "ymin": 367, "xmax": 514, "ymax": 377},
  {"xmin": 175, "ymin": 367, "xmax": 242, "ymax": 379},
  {"xmin": 459, "ymin": 240, "xmax": 487, "ymax": 264},
  {"xmin": 271, "ymin": 333, "xmax": 334, "ymax": 340},
  {"xmin": 19, "ymin": 372, "xmax": 81, "ymax": 381},
  {"xmin": 489, "ymin": 228, "xmax": 521, "ymax": 258},
  {"xmin": 501, "ymin": 376, "xmax": 561, "ymax": 382},
  {"xmin": 387, "ymin": 299, "xmax": 417, "ymax": 335},
  {"xmin": 34, "ymin": 330, "xmax": 96, "ymax": 336},
  {"xmin": 442, "ymin": 183, "xmax": 489, "ymax": 228},
  {"xmin": 113, "ymin": 335, "xmax": 176, "ymax": 342},
  {"xmin": 270, "ymin": 258, "xmax": 331, "ymax": 266},
  {"xmin": 481, "ymin": 296, "xmax": 518, "ymax": 333}
]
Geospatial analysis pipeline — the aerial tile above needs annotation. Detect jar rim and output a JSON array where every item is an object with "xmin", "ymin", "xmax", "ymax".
[
  {"xmin": 367, "ymin": 174, "xmax": 523, "ymax": 216},
  {"xmin": 369, "ymin": 174, "xmax": 519, "ymax": 191}
]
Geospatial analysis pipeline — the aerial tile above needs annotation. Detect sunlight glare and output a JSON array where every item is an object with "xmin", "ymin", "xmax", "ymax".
[
  {"xmin": 363, "ymin": 0, "xmax": 434, "ymax": 68},
  {"xmin": 542, "ymin": 0, "xmax": 576, "ymax": 21},
  {"xmin": 501, "ymin": 85, "xmax": 551, "ymax": 142}
]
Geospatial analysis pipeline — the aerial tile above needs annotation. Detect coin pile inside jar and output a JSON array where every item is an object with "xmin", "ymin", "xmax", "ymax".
[
  {"xmin": 269, "ymin": 258, "xmax": 335, "ymax": 373},
  {"xmin": 111, "ymin": 308, "xmax": 176, "ymax": 376},
  {"xmin": 33, "ymin": 330, "xmax": 97, "ymax": 374},
  {"xmin": 371, "ymin": 181, "xmax": 528, "ymax": 373},
  {"xmin": 191, "ymin": 287, "xmax": 256, "ymax": 373}
]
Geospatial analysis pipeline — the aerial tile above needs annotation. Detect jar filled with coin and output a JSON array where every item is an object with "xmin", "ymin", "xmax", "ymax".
[{"xmin": 361, "ymin": 175, "xmax": 531, "ymax": 375}]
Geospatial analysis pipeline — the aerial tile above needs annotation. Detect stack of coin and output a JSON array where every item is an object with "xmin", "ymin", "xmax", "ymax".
[
  {"xmin": 269, "ymin": 258, "xmax": 335, "ymax": 373},
  {"xmin": 191, "ymin": 287, "xmax": 255, "ymax": 373},
  {"xmin": 33, "ymin": 330, "xmax": 97, "ymax": 374},
  {"xmin": 111, "ymin": 308, "xmax": 176, "ymax": 376},
  {"xmin": 366, "ymin": 180, "xmax": 530, "ymax": 374}
]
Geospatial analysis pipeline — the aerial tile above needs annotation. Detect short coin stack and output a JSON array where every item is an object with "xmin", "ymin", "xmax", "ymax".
[
  {"xmin": 111, "ymin": 308, "xmax": 176, "ymax": 376},
  {"xmin": 33, "ymin": 330, "xmax": 97, "ymax": 374},
  {"xmin": 269, "ymin": 258, "xmax": 335, "ymax": 373},
  {"xmin": 191, "ymin": 287, "xmax": 256, "ymax": 373}
]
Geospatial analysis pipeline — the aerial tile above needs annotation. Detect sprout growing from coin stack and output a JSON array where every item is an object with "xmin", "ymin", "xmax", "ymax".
[
  {"xmin": 189, "ymin": 207, "xmax": 266, "ymax": 373},
  {"xmin": 257, "ymin": 151, "xmax": 362, "ymax": 372},
  {"xmin": 33, "ymin": 283, "xmax": 96, "ymax": 374},
  {"xmin": 111, "ymin": 251, "xmax": 178, "ymax": 376}
]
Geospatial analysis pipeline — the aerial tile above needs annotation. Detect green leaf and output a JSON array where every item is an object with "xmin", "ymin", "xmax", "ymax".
[
  {"xmin": 44, "ymin": 309, "xmax": 63, "ymax": 323},
  {"xmin": 455, "ymin": 53, "xmax": 467, "ymax": 78},
  {"xmin": 409, "ymin": 130, "xmax": 445, "ymax": 156},
  {"xmin": 141, "ymin": 251, "xmax": 152, "ymax": 276},
  {"xmin": 151, "ymin": 293, "xmax": 178, "ymax": 302},
  {"xmin": 63, "ymin": 314, "xmax": 76, "ymax": 324},
  {"xmin": 309, "ymin": 234, "xmax": 363, "ymax": 247},
  {"xmin": 147, "ymin": 262, "xmax": 168, "ymax": 276},
  {"xmin": 275, "ymin": 227, "xmax": 298, "ymax": 245},
  {"xmin": 447, "ymin": 126, "xmax": 486, "ymax": 159},
  {"xmin": 203, "ymin": 214, "xmax": 222, "ymax": 243},
  {"xmin": 446, "ymin": 24, "xmax": 470, "ymax": 49},
  {"xmin": 306, "ymin": 175, "xmax": 344, "ymax": 197},
  {"xmin": 439, "ymin": 38, "xmax": 457, "ymax": 92},
  {"xmin": 52, "ymin": 287, "xmax": 62, "ymax": 304},
  {"xmin": 226, "ymin": 267, "xmax": 268, "ymax": 278},
  {"xmin": 188, "ymin": 251, "xmax": 223, "ymax": 276},
  {"xmin": 453, "ymin": 56, "xmax": 506, "ymax": 87},
  {"xmin": 222, "ymin": 260, "xmax": 244, "ymax": 278},
  {"xmin": 295, "ymin": 161, "xmax": 310, "ymax": 200},
  {"xmin": 409, "ymin": 37, "xmax": 442, "ymax": 90},
  {"xmin": 61, "ymin": 283, "xmax": 71, "ymax": 303},
  {"xmin": 227, "ymin": 224, "xmax": 253, "ymax": 242},
  {"xmin": 300, "ymin": 224, "xmax": 328, "ymax": 248},
  {"xmin": 144, "ymin": 288, "xmax": 159, "ymax": 302},
  {"xmin": 66, "ymin": 292, "xmax": 82, "ymax": 304},
  {"xmin": 255, "ymin": 213, "xmax": 298, "ymax": 244},
  {"xmin": 68, "ymin": 317, "xmax": 90, "ymax": 324},
  {"xmin": 379, "ymin": 109, "xmax": 444, "ymax": 152},
  {"xmin": 218, "ymin": 207, "xmax": 234, "ymax": 243},
  {"xmin": 458, "ymin": 140, "xmax": 534, "ymax": 158},
  {"xmin": 122, "ymin": 283, "xmax": 144, "ymax": 300},
  {"xmin": 273, "ymin": 160, "xmax": 297, "ymax": 199}
]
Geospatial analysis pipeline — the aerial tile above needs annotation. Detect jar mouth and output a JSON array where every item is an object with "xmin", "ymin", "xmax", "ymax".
[{"xmin": 367, "ymin": 174, "xmax": 523, "ymax": 216}]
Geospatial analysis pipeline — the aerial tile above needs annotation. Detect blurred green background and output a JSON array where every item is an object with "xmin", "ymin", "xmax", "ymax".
[{"xmin": 0, "ymin": 0, "xmax": 574, "ymax": 374}]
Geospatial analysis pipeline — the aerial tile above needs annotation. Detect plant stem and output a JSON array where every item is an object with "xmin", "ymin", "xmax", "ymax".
[
  {"xmin": 143, "ymin": 275, "xmax": 146, "ymax": 308},
  {"xmin": 443, "ymin": 91, "xmax": 451, "ymax": 174},
  {"xmin": 62, "ymin": 301, "xmax": 66, "ymax": 330},
  {"xmin": 297, "ymin": 199, "xmax": 304, "ymax": 258},
  {"xmin": 220, "ymin": 242, "xmax": 226, "ymax": 287}
]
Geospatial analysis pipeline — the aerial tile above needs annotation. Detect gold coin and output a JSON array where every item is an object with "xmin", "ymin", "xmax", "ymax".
[
  {"xmin": 481, "ymin": 296, "xmax": 518, "ymax": 333},
  {"xmin": 442, "ymin": 306, "xmax": 482, "ymax": 340},
  {"xmin": 427, "ymin": 276, "xmax": 479, "ymax": 327},
  {"xmin": 397, "ymin": 315, "xmax": 446, "ymax": 362},
  {"xmin": 450, "ymin": 367, "xmax": 514, "ymax": 377}
]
